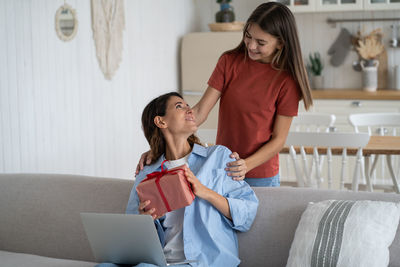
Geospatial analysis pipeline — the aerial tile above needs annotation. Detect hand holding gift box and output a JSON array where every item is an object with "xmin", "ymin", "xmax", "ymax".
[{"xmin": 136, "ymin": 160, "xmax": 195, "ymax": 217}]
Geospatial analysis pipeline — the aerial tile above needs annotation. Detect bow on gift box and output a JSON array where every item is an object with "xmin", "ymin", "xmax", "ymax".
[{"xmin": 141, "ymin": 160, "xmax": 194, "ymax": 212}]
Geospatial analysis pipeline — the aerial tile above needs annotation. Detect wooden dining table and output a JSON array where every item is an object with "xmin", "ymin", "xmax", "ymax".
[
  {"xmin": 362, "ymin": 136, "xmax": 400, "ymax": 194},
  {"xmin": 281, "ymin": 136, "xmax": 400, "ymax": 156},
  {"xmin": 281, "ymin": 135, "xmax": 400, "ymax": 193}
]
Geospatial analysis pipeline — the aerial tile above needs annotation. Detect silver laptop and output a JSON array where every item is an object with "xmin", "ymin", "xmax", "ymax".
[{"xmin": 80, "ymin": 213, "xmax": 196, "ymax": 266}]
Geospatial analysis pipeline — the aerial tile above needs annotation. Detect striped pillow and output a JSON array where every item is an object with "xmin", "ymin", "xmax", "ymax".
[{"xmin": 287, "ymin": 200, "xmax": 400, "ymax": 267}]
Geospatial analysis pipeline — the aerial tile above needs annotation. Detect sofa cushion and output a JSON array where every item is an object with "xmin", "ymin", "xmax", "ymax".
[
  {"xmin": 0, "ymin": 174, "xmax": 133, "ymax": 262},
  {"xmin": 286, "ymin": 199, "xmax": 400, "ymax": 267},
  {"xmin": 237, "ymin": 187, "xmax": 400, "ymax": 267},
  {"xmin": 0, "ymin": 250, "xmax": 96, "ymax": 267}
]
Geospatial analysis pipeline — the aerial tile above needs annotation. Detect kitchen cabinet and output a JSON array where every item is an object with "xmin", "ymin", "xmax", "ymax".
[
  {"xmin": 274, "ymin": 0, "xmax": 399, "ymax": 12},
  {"xmin": 181, "ymin": 32, "xmax": 242, "ymax": 130},
  {"xmin": 316, "ymin": 0, "xmax": 363, "ymax": 12},
  {"xmin": 299, "ymin": 89, "xmax": 400, "ymax": 132},
  {"xmin": 274, "ymin": 0, "xmax": 316, "ymax": 12},
  {"xmin": 298, "ymin": 99, "xmax": 400, "ymax": 132},
  {"xmin": 364, "ymin": 0, "xmax": 400, "ymax": 10}
]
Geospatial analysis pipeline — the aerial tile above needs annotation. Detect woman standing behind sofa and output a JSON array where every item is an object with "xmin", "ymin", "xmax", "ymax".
[
  {"xmin": 137, "ymin": 2, "xmax": 313, "ymax": 187},
  {"xmin": 98, "ymin": 92, "xmax": 258, "ymax": 267}
]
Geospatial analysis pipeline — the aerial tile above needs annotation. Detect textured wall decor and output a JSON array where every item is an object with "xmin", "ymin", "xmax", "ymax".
[{"xmin": 91, "ymin": 0, "xmax": 125, "ymax": 80}]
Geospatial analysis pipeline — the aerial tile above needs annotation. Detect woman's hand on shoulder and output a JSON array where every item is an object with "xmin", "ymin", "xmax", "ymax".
[
  {"xmin": 135, "ymin": 150, "xmax": 153, "ymax": 176},
  {"xmin": 226, "ymin": 152, "xmax": 247, "ymax": 181},
  {"xmin": 183, "ymin": 166, "xmax": 209, "ymax": 199}
]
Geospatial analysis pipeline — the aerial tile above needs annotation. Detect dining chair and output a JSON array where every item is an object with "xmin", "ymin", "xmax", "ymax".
[
  {"xmin": 348, "ymin": 112, "xmax": 400, "ymax": 193},
  {"xmin": 282, "ymin": 113, "xmax": 336, "ymax": 186},
  {"xmin": 290, "ymin": 113, "xmax": 336, "ymax": 132},
  {"xmin": 285, "ymin": 131, "xmax": 370, "ymax": 190},
  {"xmin": 197, "ymin": 113, "xmax": 337, "ymax": 186}
]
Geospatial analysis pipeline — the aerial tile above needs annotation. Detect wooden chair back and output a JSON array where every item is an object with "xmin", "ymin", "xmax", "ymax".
[
  {"xmin": 285, "ymin": 132, "xmax": 370, "ymax": 190},
  {"xmin": 349, "ymin": 112, "xmax": 400, "ymax": 135},
  {"xmin": 291, "ymin": 113, "xmax": 336, "ymax": 132}
]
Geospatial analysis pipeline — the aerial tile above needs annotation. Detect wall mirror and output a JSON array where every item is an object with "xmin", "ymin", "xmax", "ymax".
[{"xmin": 55, "ymin": 3, "xmax": 78, "ymax": 41}]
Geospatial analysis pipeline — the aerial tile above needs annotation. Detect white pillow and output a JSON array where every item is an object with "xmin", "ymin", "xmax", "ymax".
[{"xmin": 287, "ymin": 200, "xmax": 400, "ymax": 267}]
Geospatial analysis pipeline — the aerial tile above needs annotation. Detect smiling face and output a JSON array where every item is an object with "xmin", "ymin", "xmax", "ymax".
[
  {"xmin": 142, "ymin": 92, "xmax": 201, "ymax": 163},
  {"xmin": 158, "ymin": 96, "xmax": 197, "ymax": 136},
  {"xmin": 244, "ymin": 23, "xmax": 282, "ymax": 63}
]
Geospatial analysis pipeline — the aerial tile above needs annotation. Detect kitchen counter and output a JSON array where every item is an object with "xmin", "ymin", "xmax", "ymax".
[{"xmin": 312, "ymin": 89, "xmax": 400, "ymax": 100}]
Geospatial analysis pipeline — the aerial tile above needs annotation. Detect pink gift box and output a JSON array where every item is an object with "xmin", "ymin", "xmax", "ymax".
[{"xmin": 136, "ymin": 163, "xmax": 194, "ymax": 217}]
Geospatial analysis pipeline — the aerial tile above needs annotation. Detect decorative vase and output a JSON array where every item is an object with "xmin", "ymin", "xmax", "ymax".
[
  {"xmin": 215, "ymin": 2, "xmax": 235, "ymax": 23},
  {"xmin": 312, "ymin": 75, "xmax": 324, "ymax": 89},
  {"xmin": 360, "ymin": 59, "xmax": 379, "ymax": 92}
]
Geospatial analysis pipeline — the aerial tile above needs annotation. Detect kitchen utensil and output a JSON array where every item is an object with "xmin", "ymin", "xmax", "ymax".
[
  {"xmin": 390, "ymin": 24, "xmax": 398, "ymax": 48},
  {"xmin": 328, "ymin": 28, "xmax": 352, "ymax": 67}
]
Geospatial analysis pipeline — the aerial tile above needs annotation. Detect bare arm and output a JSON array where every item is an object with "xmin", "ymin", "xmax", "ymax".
[
  {"xmin": 192, "ymin": 86, "xmax": 221, "ymax": 127},
  {"xmin": 227, "ymin": 115, "xmax": 293, "ymax": 178},
  {"xmin": 184, "ymin": 166, "xmax": 231, "ymax": 220},
  {"xmin": 201, "ymin": 188, "xmax": 231, "ymax": 220}
]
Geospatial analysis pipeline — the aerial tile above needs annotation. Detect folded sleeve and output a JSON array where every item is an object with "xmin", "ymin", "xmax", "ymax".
[
  {"xmin": 276, "ymin": 76, "xmax": 301, "ymax": 117},
  {"xmin": 208, "ymin": 53, "xmax": 228, "ymax": 93},
  {"xmin": 213, "ymin": 146, "xmax": 259, "ymax": 232},
  {"xmin": 225, "ymin": 180, "xmax": 259, "ymax": 232}
]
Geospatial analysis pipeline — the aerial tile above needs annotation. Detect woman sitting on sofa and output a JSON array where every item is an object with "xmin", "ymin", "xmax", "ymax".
[{"xmin": 98, "ymin": 92, "xmax": 258, "ymax": 267}]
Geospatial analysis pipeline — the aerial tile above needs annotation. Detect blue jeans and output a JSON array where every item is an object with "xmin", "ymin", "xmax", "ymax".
[{"xmin": 244, "ymin": 174, "xmax": 280, "ymax": 187}]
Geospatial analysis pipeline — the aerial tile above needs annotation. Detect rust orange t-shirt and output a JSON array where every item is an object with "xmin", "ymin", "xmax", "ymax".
[{"xmin": 208, "ymin": 51, "xmax": 301, "ymax": 178}]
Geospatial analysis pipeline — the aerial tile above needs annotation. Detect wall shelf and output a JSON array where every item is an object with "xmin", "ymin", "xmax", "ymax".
[{"xmin": 327, "ymin": 17, "xmax": 400, "ymax": 27}]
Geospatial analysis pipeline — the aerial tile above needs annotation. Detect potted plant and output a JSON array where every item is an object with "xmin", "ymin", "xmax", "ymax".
[
  {"xmin": 307, "ymin": 52, "xmax": 324, "ymax": 89},
  {"xmin": 215, "ymin": 0, "xmax": 235, "ymax": 23}
]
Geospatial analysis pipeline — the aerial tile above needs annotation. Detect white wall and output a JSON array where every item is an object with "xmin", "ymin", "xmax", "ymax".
[{"xmin": 0, "ymin": 0, "xmax": 200, "ymax": 179}]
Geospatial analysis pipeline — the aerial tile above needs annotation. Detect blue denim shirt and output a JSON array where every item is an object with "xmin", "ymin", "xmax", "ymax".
[{"xmin": 126, "ymin": 144, "xmax": 259, "ymax": 267}]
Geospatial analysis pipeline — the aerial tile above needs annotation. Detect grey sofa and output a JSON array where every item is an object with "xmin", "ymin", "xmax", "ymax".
[{"xmin": 1, "ymin": 173, "xmax": 400, "ymax": 267}]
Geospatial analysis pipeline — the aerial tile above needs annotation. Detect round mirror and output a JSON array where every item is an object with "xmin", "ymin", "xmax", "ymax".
[{"xmin": 55, "ymin": 4, "xmax": 78, "ymax": 41}]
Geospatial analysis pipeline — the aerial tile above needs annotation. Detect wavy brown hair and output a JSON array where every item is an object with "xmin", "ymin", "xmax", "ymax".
[
  {"xmin": 141, "ymin": 92, "xmax": 201, "ymax": 164},
  {"xmin": 225, "ymin": 2, "xmax": 312, "ymax": 110}
]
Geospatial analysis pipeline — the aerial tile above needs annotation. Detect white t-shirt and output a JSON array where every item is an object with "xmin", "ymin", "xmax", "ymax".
[{"xmin": 162, "ymin": 154, "xmax": 189, "ymax": 261}]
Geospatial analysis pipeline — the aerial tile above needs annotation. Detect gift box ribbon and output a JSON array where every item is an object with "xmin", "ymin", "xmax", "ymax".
[{"xmin": 142, "ymin": 159, "xmax": 194, "ymax": 212}]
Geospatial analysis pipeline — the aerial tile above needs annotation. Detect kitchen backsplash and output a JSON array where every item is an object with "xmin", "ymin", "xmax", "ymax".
[{"xmin": 195, "ymin": 1, "xmax": 400, "ymax": 89}]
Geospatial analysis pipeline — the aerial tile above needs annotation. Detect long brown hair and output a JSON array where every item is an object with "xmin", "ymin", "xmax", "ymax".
[
  {"xmin": 226, "ymin": 2, "xmax": 313, "ymax": 110},
  {"xmin": 141, "ymin": 92, "xmax": 201, "ymax": 163}
]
